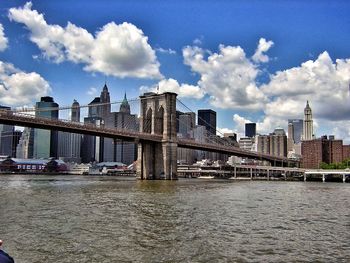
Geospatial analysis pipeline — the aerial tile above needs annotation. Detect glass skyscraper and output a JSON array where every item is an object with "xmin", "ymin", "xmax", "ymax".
[
  {"xmin": 288, "ymin": 119, "xmax": 303, "ymax": 144},
  {"xmin": 33, "ymin": 96, "xmax": 59, "ymax": 158}
]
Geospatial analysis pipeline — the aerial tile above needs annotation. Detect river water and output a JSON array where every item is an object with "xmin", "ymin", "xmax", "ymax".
[{"xmin": 0, "ymin": 175, "xmax": 349, "ymax": 263}]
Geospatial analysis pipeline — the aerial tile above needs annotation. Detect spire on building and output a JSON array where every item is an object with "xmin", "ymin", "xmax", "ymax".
[
  {"xmin": 100, "ymin": 83, "xmax": 111, "ymax": 119},
  {"xmin": 303, "ymin": 100, "xmax": 313, "ymax": 141},
  {"xmin": 71, "ymin": 99, "xmax": 80, "ymax": 122},
  {"xmin": 120, "ymin": 92, "xmax": 130, "ymax": 114}
]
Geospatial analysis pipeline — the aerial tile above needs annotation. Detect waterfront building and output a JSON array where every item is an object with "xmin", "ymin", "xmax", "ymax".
[
  {"xmin": 302, "ymin": 101, "xmax": 313, "ymax": 140},
  {"xmin": 198, "ymin": 109, "xmax": 216, "ymax": 135},
  {"xmin": 0, "ymin": 157, "xmax": 68, "ymax": 173},
  {"xmin": 301, "ymin": 135, "xmax": 345, "ymax": 168},
  {"xmin": 343, "ymin": 145, "xmax": 350, "ymax": 160},
  {"xmin": 245, "ymin": 123, "xmax": 256, "ymax": 138},
  {"xmin": 33, "ymin": 96, "xmax": 59, "ymax": 159}
]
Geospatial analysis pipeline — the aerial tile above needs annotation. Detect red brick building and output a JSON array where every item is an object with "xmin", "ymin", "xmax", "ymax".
[
  {"xmin": 343, "ymin": 145, "xmax": 350, "ymax": 160},
  {"xmin": 301, "ymin": 136, "xmax": 347, "ymax": 168}
]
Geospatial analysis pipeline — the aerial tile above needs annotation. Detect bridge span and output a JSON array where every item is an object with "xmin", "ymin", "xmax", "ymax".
[{"xmin": 0, "ymin": 92, "xmax": 299, "ymax": 179}]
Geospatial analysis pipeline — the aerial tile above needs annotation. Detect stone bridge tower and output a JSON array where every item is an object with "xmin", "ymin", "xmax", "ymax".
[{"xmin": 137, "ymin": 92, "xmax": 178, "ymax": 180}]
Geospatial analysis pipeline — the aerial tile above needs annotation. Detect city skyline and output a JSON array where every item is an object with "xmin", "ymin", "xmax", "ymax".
[{"xmin": 0, "ymin": 1, "xmax": 350, "ymax": 141}]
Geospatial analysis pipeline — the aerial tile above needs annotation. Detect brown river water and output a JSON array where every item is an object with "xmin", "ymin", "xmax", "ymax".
[{"xmin": 0, "ymin": 175, "xmax": 349, "ymax": 262}]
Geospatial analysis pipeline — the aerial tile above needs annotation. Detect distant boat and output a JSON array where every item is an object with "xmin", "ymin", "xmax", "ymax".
[{"xmin": 197, "ymin": 175, "xmax": 215, "ymax": 179}]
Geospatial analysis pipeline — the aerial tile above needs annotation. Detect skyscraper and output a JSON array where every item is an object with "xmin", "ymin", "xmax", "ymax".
[
  {"xmin": 303, "ymin": 101, "xmax": 313, "ymax": 141},
  {"xmin": 198, "ymin": 109, "xmax": 216, "ymax": 135},
  {"xmin": 33, "ymin": 96, "xmax": 59, "ymax": 158},
  {"xmin": 16, "ymin": 127, "xmax": 33, "ymax": 159},
  {"xmin": 100, "ymin": 83, "xmax": 111, "ymax": 119},
  {"xmin": 288, "ymin": 119, "xmax": 303, "ymax": 144},
  {"xmin": 245, "ymin": 123, "xmax": 256, "ymax": 138},
  {"xmin": 71, "ymin": 99, "xmax": 80, "ymax": 122},
  {"xmin": 106, "ymin": 93, "xmax": 138, "ymax": 164},
  {"xmin": 257, "ymin": 127, "xmax": 287, "ymax": 157},
  {"xmin": 81, "ymin": 97, "xmax": 103, "ymax": 163},
  {"xmin": 58, "ymin": 100, "xmax": 82, "ymax": 163},
  {"xmin": 0, "ymin": 106, "xmax": 14, "ymax": 156}
]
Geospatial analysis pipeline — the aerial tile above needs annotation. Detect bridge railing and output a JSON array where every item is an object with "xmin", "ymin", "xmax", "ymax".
[{"xmin": 0, "ymin": 110, "xmax": 163, "ymax": 142}]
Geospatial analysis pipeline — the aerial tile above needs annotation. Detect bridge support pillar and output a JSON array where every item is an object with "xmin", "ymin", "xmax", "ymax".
[
  {"xmin": 322, "ymin": 174, "xmax": 325, "ymax": 183},
  {"xmin": 343, "ymin": 174, "xmax": 346, "ymax": 183},
  {"xmin": 136, "ymin": 92, "xmax": 178, "ymax": 180},
  {"xmin": 304, "ymin": 173, "xmax": 307, "ymax": 182}
]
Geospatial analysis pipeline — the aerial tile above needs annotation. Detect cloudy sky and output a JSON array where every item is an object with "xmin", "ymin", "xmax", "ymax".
[{"xmin": 0, "ymin": 1, "xmax": 350, "ymax": 141}]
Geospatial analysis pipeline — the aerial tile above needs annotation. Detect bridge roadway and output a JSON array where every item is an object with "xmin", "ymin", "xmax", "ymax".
[{"xmin": 0, "ymin": 110, "xmax": 293, "ymax": 165}]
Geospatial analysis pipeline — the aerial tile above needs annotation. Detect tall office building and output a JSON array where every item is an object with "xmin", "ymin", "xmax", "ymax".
[
  {"xmin": 178, "ymin": 112, "xmax": 196, "ymax": 138},
  {"xmin": 16, "ymin": 127, "xmax": 34, "ymax": 159},
  {"xmin": 198, "ymin": 109, "xmax": 216, "ymax": 135},
  {"xmin": 0, "ymin": 106, "xmax": 14, "ymax": 156},
  {"xmin": 302, "ymin": 101, "xmax": 313, "ymax": 141},
  {"xmin": 58, "ymin": 100, "xmax": 82, "ymax": 163},
  {"xmin": 71, "ymin": 99, "xmax": 80, "ymax": 122},
  {"xmin": 100, "ymin": 83, "xmax": 111, "ymax": 120},
  {"xmin": 288, "ymin": 119, "xmax": 303, "ymax": 144},
  {"xmin": 81, "ymin": 97, "xmax": 103, "ymax": 163},
  {"xmin": 33, "ymin": 96, "xmax": 59, "ymax": 158},
  {"xmin": 257, "ymin": 127, "xmax": 287, "ymax": 157},
  {"xmin": 270, "ymin": 127, "xmax": 287, "ymax": 157},
  {"xmin": 105, "ymin": 93, "xmax": 138, "ymax": 164},
  {"xmin": 81, "ymin": 83, "xmax": 113, "ymax": 163},
  {"xmin": 245, "ymin": 123, "xmax": 256, "ymax": 138}
]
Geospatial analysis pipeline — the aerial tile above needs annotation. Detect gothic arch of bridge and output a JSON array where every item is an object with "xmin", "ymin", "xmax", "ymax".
[{"xmin": 137, "ymin": 92, "xmax": 177, "ymax": 180}]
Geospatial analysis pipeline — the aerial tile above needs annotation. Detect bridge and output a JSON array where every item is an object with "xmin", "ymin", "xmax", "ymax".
[{"xmin": 0, "ymin": 92, "xmax": 298, "ymax": 179}]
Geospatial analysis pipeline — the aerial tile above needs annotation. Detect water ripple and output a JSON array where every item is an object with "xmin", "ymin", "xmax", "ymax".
[{"xmin": 0, "ymin": 175, "xmax": 349, "ymax": 262}]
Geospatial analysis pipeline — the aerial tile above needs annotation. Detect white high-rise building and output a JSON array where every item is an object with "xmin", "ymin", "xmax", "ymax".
[
  {"xmin": 16, "ymin": 127, "xmax": 33, "ymax": 159},
  {"xmin": 302, "ymin": 101, "xmax": 313, "ymax": 141},
  {"xmin": 58, "ymin": 100, "xmax": 81, "ymax": 163}
]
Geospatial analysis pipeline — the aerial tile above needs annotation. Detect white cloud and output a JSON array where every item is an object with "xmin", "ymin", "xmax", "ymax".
[
  {"xmin": 193, "ymin": 37, "xmax": 203, "ymax": 46},
  {"xmin": 140, "ymin": 78, "xmax": 205, "ymax": 99},
  {"xmin": 87, "ymin": 87, "xmax": 98, "ymax": 96},
  {"xmin": 216, "ymin": 127, "xmax": 234, "ymax": 136},
  {"xmin": 9, "ymin": 2, "xmax": 162, "ymax": 79},
  {"xmin": 252, "ymin": 38, "xmax": 274, "ymax": 63},
  {"xmin": 0, "ymin": 24, "xmax": 8, "ymax": 51},
  {"xmin": 0, "ymin": 61, "xmax": 51, "ymax": 106},
  {"xmin": 229, "ymin": 51, "xmax": 350, "ymax": 141},
  {"xmin": 156, "ymin": 47, "xmax": 176, "ymax": 55},
  {"xmin": 261, "ymin": 51, "xmax": 350, "ymax": 121},
  {"xmin": 183, "ymin": 42, "xmax": 268, "ymax": 110}
]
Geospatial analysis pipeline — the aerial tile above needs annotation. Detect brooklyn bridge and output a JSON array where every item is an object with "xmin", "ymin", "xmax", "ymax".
[{"xmin": 0, "ymin": 92, "xmax": 298, "ymax": 179}]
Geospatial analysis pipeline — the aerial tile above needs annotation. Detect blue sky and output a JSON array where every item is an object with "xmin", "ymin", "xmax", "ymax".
[{"xmin": 0, "ymin": 0, "xmax": 350, "ymax": 141}]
